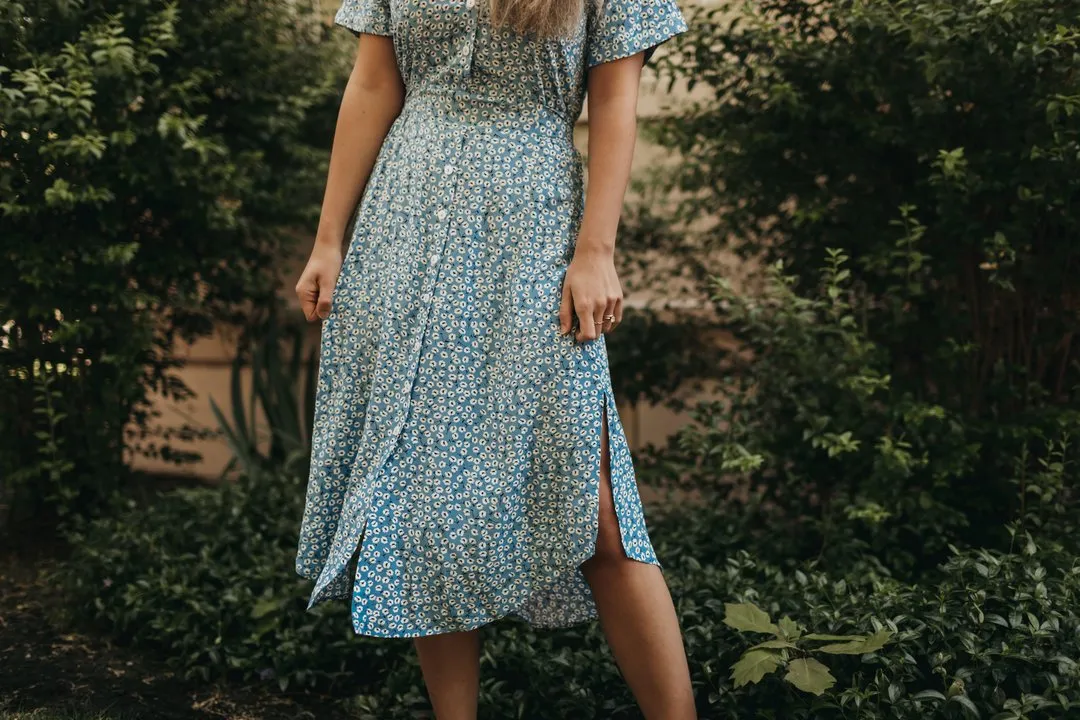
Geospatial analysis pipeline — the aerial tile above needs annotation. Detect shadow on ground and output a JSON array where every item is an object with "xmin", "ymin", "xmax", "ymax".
[{"xmin": 0, "ymin": 550, "xmax": 353, "ymax": 720}]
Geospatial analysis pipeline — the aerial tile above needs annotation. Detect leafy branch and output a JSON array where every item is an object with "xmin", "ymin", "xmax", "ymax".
[{"xmin": 724, "ymin": 602, "xmax": 893, "ymax": 696}]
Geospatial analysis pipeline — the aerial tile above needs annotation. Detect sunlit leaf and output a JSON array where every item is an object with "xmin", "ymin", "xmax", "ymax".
[
  {"xmin": 785, "ymin": 658, "xmax": 836, "ymax": 696},
  {"xmin": 731, "ymin": 649, "xmax": 783, "ymax": 687},
  {"xmin": 723, "ymin": 602, "xmax": 778, "ymax": 634}
]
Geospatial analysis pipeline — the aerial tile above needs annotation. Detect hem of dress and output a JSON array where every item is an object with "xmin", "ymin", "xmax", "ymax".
[
  {"xmin": 336, "ymin": 24, "xmax": 393, "ymax": 38},
  {"xmin": 342, "ymin": 380, "xmax": 663, "ymax": 639},
  {"xmin": 333, "ymin": 17, "xmax": 393, "ymax": 38},
  {"xmin": 301, "ymin": 464, "xmax": 381, "ymax": 612},
  {"xmin": 346, "ymin": 553, "xmax": 664, "ymax": 639}
]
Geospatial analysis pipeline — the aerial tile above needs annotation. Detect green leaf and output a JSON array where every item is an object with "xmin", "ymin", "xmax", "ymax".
[
  {"xmin": 778, "ymin": 616, "xmax": 802, "ymax": 640},
  {"xmin": 949, "ymin": 694, "xmax": 981, "ymax": 717},
  {"xmin": 784, "ymin": 658, "xmax": 836, "ymax": 696},
  {"xmin": 803, "ymin": 633, "xmax": 859, "ymax": 641},
  {"xmin": 816, "ymin": 639, "xmax": 869, "ymax": 654},
  {"xmin": 860, "ymin": 629, "xmax": 893, "ymax": 653},
  {"xmin": 209, "ymin": 396, "xmax": 252, "ymax": 470},
  {"xmin": 749, "ymin": 639, "xmax": 798, "ymax": 650},
  {"xmin": 723, "ymin": 602, "xmax": 778, "ymax": 634},
  {"xmin": 731, "ymin": 649, "xmax": 783, "ymax": 687},
  {"xmin": 230, "ymin": 349, "xmax": 251, "ymax": 449},
  {"xmin": 817, "ymin": 630, "xmax": 893, "ymax": 655},
  {"xmin": 251, "ymin": 598, "xmax": 278, "ymax": 619}
]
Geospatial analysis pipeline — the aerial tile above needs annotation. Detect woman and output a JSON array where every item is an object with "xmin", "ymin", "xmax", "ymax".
[{"xmin": 294, "ymin": 0, "xmax": 694, "ymax": 715}]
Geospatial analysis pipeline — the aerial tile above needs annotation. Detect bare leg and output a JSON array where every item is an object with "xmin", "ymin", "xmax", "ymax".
[
  {"xmin": 580, "ymin": 400, "xmax": 697, "ymax": 720},
  {"xmin": 413, "ymin": 629, "xmax": 481, "ymax": 720}
]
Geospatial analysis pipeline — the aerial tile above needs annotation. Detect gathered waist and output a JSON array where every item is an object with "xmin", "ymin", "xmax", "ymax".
[{"xmin": 394, "ymin": 88, "xmax": 577, "ymax": 157}]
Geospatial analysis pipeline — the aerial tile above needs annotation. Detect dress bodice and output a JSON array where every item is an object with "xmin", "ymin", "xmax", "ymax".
[{"xmin": 334, "ymin": 0, "xmax": 688, "ymax": 125}]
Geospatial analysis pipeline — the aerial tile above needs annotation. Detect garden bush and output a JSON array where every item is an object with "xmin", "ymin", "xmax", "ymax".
[
  {"xmin": 59, "ymin": 451, "xmax": 1080, "ymax": 718},
  {"xmin": 641, "ymin": 247, "xmax": 1080, "ymax": 577},
  {"xmin": 210, "ymin": 312, "xmax": 319, "ymax": 479},
  {"xmin": 645, "ymin": 0, "xmax": 1080, "ymax": 574},
  {"xmin": 0, "ymin": 0, "xmax": 345, "ymax": 529},
  {"xmin": 55, "ymin": 454, "xmax": 408, "ymax": 692}
]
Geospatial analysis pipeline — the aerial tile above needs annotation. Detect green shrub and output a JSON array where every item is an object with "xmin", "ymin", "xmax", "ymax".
[
  {"xmin": 58, "ymin": 456, "xmax": 1080, "ymax": 717},
  {"xmin": 210, "ymin": 313, "xmax": 319, "ymax": 479},
  {"xmin": 57, "ymin": 454, "xmax": 416, "ymax": 691},
  {"xmin": 644, "ymin": 246, "xmax": 1080, "ymax": 576},
  {"xmin": 0, "ymin": 0, "xmax": 344, "ymax": 528},
  {"xmin": 690, "ymin": 544, "xmax": 1080, "ymax": 719},
  {"xmin": 722, "ymin": 601, "xmax": 894, "ymax": 697},
  {"xmin": 649, "ymin": 0, "xmax": 1080, "ymax": 573}
]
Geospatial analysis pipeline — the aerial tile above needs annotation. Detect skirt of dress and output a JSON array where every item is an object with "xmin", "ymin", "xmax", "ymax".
[{"xmin": 294, "ymin": 91, "xmax": 662, "ymax": 638}]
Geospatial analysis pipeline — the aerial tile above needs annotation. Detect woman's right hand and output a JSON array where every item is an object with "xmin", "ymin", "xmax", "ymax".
[
  {"xmin": 295, "ymin": 240, "xmax": 345, "ymax": 323},
  {"xmin": 295, "ymin": 32, "xmax": 401, "ymax": 324}
]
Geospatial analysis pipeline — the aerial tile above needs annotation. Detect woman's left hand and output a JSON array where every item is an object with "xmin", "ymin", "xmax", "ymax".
[{"xmin": 559, "ymin": 245, "xmax": 624, "ymax": 343}]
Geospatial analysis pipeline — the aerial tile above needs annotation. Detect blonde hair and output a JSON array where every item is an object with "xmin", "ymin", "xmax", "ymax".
[{"xmin": 488, "ymin": 0, "xmax": 600, "ymax": 39}]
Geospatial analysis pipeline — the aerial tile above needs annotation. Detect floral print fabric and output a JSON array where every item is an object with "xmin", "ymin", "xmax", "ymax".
[{"xmin": 294, "ymin": 0, "xmax": 688, "ymax": 637}]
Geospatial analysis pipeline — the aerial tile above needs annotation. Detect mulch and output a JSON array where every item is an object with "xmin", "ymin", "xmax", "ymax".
[{"xmin": 0, "ymin": 549, "xmax": 353, "ymax": 720}]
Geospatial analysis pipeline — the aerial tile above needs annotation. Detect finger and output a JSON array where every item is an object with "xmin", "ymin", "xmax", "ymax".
[
  {"xmin": 602, "ymin": 296, "xmax": 617, "ymax": 334},
  {"xmin": 316, "ymin": 281, "xmax": 333, "ymax": 320},
  {"xmin": 574, "ymin": 297, "xmax": 597, "ymax": 343},
  {"xmin": 612, "ymin": 296, "xmax": 624, "ymax": 330},
  {"xmin": 559, "ymin": 277, "xmax": 574, "ymax": 335},
  {"xmin": 296, "ymin": 279, "xmax": 319, "ymax": 323}
]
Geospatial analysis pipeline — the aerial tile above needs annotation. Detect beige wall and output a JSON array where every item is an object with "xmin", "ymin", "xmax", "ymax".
[{"xmin": 131, "ymin": 20, "xmax": 716, "ymax": 481}]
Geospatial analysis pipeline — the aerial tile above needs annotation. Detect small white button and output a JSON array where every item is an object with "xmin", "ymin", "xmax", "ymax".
[
  {"xmin": 430, "ymin": 253, "xmax": 439, "ymax": 264},
  {"xmin": 436, "ymin": 208, "xmax": 448, "ymax": 221},
  {"xmin": 443, "ymin": 164, "xmax": 456, "ymax": 175},
  {"xmin": 466, "ymin": 0, "xmax": 475, "ymax": 8},
  {"xmin": 422, "ymin": 292, "xmax": 433, "ymax": 303}
]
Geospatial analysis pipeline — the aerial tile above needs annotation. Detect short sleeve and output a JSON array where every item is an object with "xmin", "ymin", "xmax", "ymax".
[
  {"xmin": 333, "ymin": 0, "xmax": 392, "ymax": 37},
  {"xmin": 585, "ymin": 0, "xmax": 688, "ymax": 70}
]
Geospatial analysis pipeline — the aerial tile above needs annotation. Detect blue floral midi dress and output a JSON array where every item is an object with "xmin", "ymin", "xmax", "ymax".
[{"xmin": 294, "ymin": 0, "xmax": 688, "ymax": 637}]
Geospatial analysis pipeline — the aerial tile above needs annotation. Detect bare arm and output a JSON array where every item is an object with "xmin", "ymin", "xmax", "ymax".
[
  {"xmin": 559, "ymin": 53, "xmax": 645, "ymax": 342},
  {"xmin": 580, "ymin": 55, "xmax": 643, "ymax": 254},
  {"xmin": 297, "ymin": 34, "xmax": 405, "ymax": 321}
]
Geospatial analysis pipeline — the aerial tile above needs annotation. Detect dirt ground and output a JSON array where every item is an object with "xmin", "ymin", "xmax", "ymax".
[{"xmin": 0, "ymin": 549, "xmax": 354, "ymax": 720}]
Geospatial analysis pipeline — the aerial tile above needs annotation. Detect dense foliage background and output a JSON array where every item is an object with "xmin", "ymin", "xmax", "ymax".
[
  {"xmin": 59, "ymin": 449, "xmax": 1080, "ymax": 718},
  {"xmin": 5, "ymin": 0, "xmax": 1080, "ymax": 717},
  {"xmin": 0, "ymin": 0, "xmax": 344, "ymax": 528},
  {"xmin": 644, "ymin": 0, "xmax": 1080, "ymax": 575}
]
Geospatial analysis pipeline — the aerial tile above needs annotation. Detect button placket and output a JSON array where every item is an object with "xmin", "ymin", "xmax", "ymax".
[
  {"xmin": 420, "ymin": 244, "xmax": 444, "ymax": 309},
  {"xmin": 397, "ymin": 136, "xmax": 463, "ymax": 446},
  {"xmin": 351, "ymin": 140, "xmax": 452, "ymax": 478}
]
